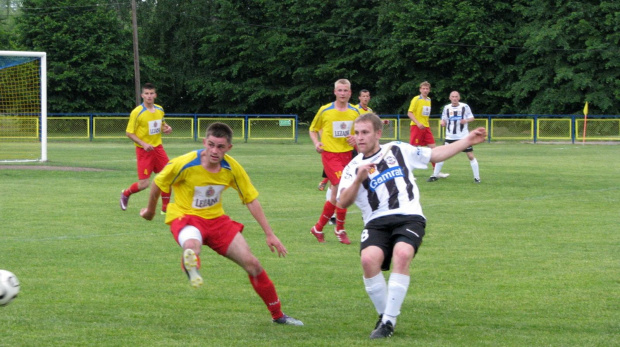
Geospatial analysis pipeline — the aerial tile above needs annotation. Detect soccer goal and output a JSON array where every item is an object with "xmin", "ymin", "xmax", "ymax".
[{"xmin": 0, "ymin": 51, "xmax": 47, "ymax": 162}]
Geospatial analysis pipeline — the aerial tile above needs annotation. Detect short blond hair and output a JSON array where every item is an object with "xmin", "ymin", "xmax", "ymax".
[
  {"xmin": 334, "ymin": 79, "xmax": 351, "ymax": 89},
  {"xmin": 420, "ymin": 81, "xmax": 431, "ymax": 88}
]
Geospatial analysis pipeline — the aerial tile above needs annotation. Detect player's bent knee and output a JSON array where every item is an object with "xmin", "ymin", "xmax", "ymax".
[
  {"xmin": 244, "ymin": 259, "xmax": 263, "ymax": 277},
  {"xmin": 179, "ymin": 225, "xmax": 203, "ymax": 250},
  {"xmin": 360, "ymin": 250, "xmax": 383, "ymax": 273},
  {"xmin": 393, "ymin": 244, "xmax": 414, "ymax": 262}
]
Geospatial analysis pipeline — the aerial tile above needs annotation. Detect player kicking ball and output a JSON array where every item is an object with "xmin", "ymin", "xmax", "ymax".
[
  {"xmin": 140, "ymin": 122, "xmax": 303, "ymax": 326},
  {"xmin": 337, "ymin": 113, "xmax": 487, "ymax": 338}
]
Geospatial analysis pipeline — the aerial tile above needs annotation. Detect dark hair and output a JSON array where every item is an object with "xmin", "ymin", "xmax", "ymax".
[
  {"xmin": 206, "ymin": 122, "xmax": 233, "ymax": 143},
  {"xmin": 359, "ymin": 89, "xmax": 370, "ymax": 95},
  {"xmin": 142, "ymin": 83, "xmax": 156, "ymax": 91}
]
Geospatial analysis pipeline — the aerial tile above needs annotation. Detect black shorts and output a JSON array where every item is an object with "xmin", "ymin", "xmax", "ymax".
[
  {"xmin": 445, "ymin": 138, "xmax": 473, "ymax": 152},
  {"xmin": 360, "ymin": 215, "xmax": 426, "ymax": 271}
]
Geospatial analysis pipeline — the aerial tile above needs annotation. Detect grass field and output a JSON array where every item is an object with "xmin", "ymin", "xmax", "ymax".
[{"xmin": 0, "ymin": 138, "xmax": 618, "ymax": 346}]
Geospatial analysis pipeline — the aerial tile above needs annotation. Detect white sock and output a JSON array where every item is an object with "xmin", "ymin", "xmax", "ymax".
[
  {"xmin": 383, "ymin": 273, "xmax": 410, "ymax": 326},
  {"xmin": 470, "ymin": 158, "xmax": 479, "ymax": 179},
  {"xmin": 433, "ymin": 162, "xmax": 444, "ymax": 177},
  {"xmin": 363, "ymin": 273, "xmax": 387, "ymax": 315}
]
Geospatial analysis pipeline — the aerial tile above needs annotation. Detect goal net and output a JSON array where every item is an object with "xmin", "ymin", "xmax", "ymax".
[{"xmin": 0, "ymin": 51, "xmax": 47, "ymax": 162}]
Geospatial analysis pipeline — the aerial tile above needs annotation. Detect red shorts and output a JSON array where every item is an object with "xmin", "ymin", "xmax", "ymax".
[
  {"xmin": 136, "ymin": 145, "xmax": 169, "ymax": 180},
  {"xmin": 322, "ymin": 151, "xmax": 353, "ymax": 185},
  {"xmin": 170, "ymin": 215, "xmax": 245, "ymax": 256},
  {"xmin": 409, "ymin": 126, "xmax": 436, "ymax": 146}
]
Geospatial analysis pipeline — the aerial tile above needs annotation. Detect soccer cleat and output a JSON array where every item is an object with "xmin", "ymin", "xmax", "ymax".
[
  {"xmin": 334, "ymin": 229, "xmax": 351, "ymax": 245},
  {"xmin": 160, "ymin": 210, "xmax": 166, "ymax": 215},
  {"xmin": 370, "ymin": 320, "xmax": 394, "ymax": 339},
  {"xmin": 318, "ymin": 181, "xmax": 327, "ymax": 191},
  {"xmin": 437, "ymin": 172, "xmax": 450, "ymax": 178},
  {"xmin": 273, "ymin": 314, "xmax": 304, "ymax": 326},
  {"xmin": 427, "ymin": 176, "xmax": 438, "ymax": 182},
  {"xmin": 182, "ymin": 249, "xmax": 203, "ymax": 288},
  {"xmin": 474, "ymin": 178, "xmax": 481, "ymax": 183},
  {"xmin": 310, "ymin": 226, "xmax": 325, "ymax": 243},
  {"xmin": 120, "ymin": 191, "xmax": 129, "ymax": 211}
]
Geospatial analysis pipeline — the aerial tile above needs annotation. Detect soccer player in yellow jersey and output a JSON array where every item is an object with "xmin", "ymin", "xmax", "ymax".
[
  {"xmin": 139, "ymin": 122, "xmax": 303, "ymax": 326},
  {"xmin": 318, "ymin": 89, "xmax": 372, "ymax": 191},
  {"xmin": 356, "ymin": 89, "xmax": 373, "ymax": 114},
  {"xmin": 309, "ymin": 79, "xmax": 360, "ymax": 244},
  {"xmin": 120, "ymin": 83, "xmax": 172, "ymax": 213},
  {"xmin": 407, "ymin": 81, "xmax": 448, "ymax": 178}
]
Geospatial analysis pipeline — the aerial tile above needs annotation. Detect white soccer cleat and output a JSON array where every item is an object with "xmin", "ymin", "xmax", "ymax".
[
  {"xmin": 182, "ymin": 249, "xmax": 203, "ymax": 288},
  {"xmin": 437, "ymin": 172, "xmax": 450, "ymax": 178}
]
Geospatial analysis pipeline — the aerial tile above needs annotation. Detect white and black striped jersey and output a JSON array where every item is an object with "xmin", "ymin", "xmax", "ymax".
[
  {"xmin": 442, "ymin": 102, "xmax": 474, "ymax": 140},
  {"xmin": 337, "ymin": 142, "xmax": 431, "ymax": 225}
]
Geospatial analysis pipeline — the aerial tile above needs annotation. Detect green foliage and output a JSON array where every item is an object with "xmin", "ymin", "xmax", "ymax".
[
  {"xmin": 504, "ymin": 0, "xmax": 620, "ymax": 114},
  {"xmin": 0, "ymin": 140, "xmax": 618, "ymax": 346},
  {"xmin": 15, "ymin": 0, "xmax": 135, "ymax": 112},
  {"xmin": 2, "ymin": 0, "xmax": 619, "ymax": 118}
]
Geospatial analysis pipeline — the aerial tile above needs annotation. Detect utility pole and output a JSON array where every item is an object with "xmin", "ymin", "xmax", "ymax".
[{"xmin": 131, "ymin": 0, "xmax": 141, "ymax": 106}]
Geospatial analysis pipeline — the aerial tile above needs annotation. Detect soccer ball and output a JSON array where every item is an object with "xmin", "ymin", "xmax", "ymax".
[{"xmin": 0, "ymin": 270, "xmax": 20, "ymax": 306}]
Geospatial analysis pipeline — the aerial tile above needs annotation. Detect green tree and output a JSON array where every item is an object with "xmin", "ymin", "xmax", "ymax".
[
  {"xmin": 15, "ymin": 0, "xmax": 135, "ymax": 112},
  {"xmin": 0, "ymin": 0, "xmax": 20, "ymax": 50},
  {"xmin": 500, "ymin": 0, "xmax": 620, "ymax": 114}
]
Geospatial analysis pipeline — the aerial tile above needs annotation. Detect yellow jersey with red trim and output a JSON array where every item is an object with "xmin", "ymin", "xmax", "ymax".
[
  {"xmin": 309, "ymin": 102, "xmax": 360, "ymax": 153},
  {"xmin": 407, "ymin": 95, "xmax": 432, "ymax": 127},
  {"xmin": 154, "ymin": 150, "xmax": 259, "ymax": 224},
  {"xmin": 126, "ymin": 103, "xmax": 167, "ymax": 147},
  {"xmin": 355, "ymin": 104, "xmax": 373, "ymax": 114}
]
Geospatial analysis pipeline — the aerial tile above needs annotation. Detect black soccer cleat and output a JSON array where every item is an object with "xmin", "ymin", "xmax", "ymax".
[
  {"xmin": 427, "ymin": 176, "xmax": 438, "ymax": 182},
  {"xmin": 370, "ymin": 320, "xmax": 394, "ymax": 339}
]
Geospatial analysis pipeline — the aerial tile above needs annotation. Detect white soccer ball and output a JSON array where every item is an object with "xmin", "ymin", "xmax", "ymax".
[{"xmin": 0, "ymin": 270, "xmax": 20, "ymax": 306}]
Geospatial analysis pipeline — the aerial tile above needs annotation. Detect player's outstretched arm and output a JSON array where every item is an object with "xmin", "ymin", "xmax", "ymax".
[
  {"xmin": 430, "ymin": 127, "xmax": 487, "ymax": 163},
  {"xmin": 140, "ymin": 182, "xmax": 162, "ymax": 221},
  {"xmin": 245, "ymin": 199, "xmax": 288, "ymax": 257}
]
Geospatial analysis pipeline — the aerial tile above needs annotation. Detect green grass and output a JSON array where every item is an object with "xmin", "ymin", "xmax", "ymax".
[{"xmin": 0, "ymin": 139, "xmax": 618, "ymax": 346}]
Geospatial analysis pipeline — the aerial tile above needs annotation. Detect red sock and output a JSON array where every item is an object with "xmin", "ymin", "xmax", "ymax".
[
  {"xmin": 249, "ymin": 270, "xmax": 282, "ymax": 320},
  {"xmin": 320, "ymin": 177, "xmax": 328, "ymax": 184},
  {"xmin": 161, "ymin": 192, "xmax": 171, "ymax": 212},
  {"xmin": 123, "ymin": 182, "xmax": 140, "ymax": 196},
  {"xmin": 335, "ymin": 207, "xmax": 347, "ymax": 231},
  {"xmin": 315, "ymin": 200, "xmax": 337, "ymax": 230},
  {"xmin": 432, "ymin": 162, "xmax": 436, "ymax": 169}
]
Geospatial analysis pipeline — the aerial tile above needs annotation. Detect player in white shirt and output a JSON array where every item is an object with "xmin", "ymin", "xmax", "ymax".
[
  {"xmin": 337, "ymin": 113, "xmax": 487, "ymax": 339},
  {"xmin": 428, "ymin": 91, "xmax": 481, "ymax": 183}
]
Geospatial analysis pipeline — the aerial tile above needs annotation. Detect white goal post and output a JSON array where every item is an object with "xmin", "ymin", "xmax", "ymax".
[{"xmin": 0, "ymin": 51, "xmax": 47, "ymax": 162}]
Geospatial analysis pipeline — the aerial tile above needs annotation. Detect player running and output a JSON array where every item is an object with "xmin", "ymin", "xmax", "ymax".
[
  {"xmin": 119, "ymin": 83, "xmax": 172, "ymax": 213},
  {"xmin": 308, "ymin": 79, "xmax": 360, "ymax": 244}
]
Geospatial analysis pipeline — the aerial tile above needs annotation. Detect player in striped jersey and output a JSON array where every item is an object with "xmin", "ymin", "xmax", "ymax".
[
  {"xmin": 337, "ymin": 113, "xmax": 487, "ymax": 339},
  {"xmin": 428, "ymin": 91, "xmax": 481, "ymax": 183}
]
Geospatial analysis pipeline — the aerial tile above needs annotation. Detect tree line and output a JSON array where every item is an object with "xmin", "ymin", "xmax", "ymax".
[{"xmin": 1, "ymin": 0, "xmax": 618, "ymax": 121}]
